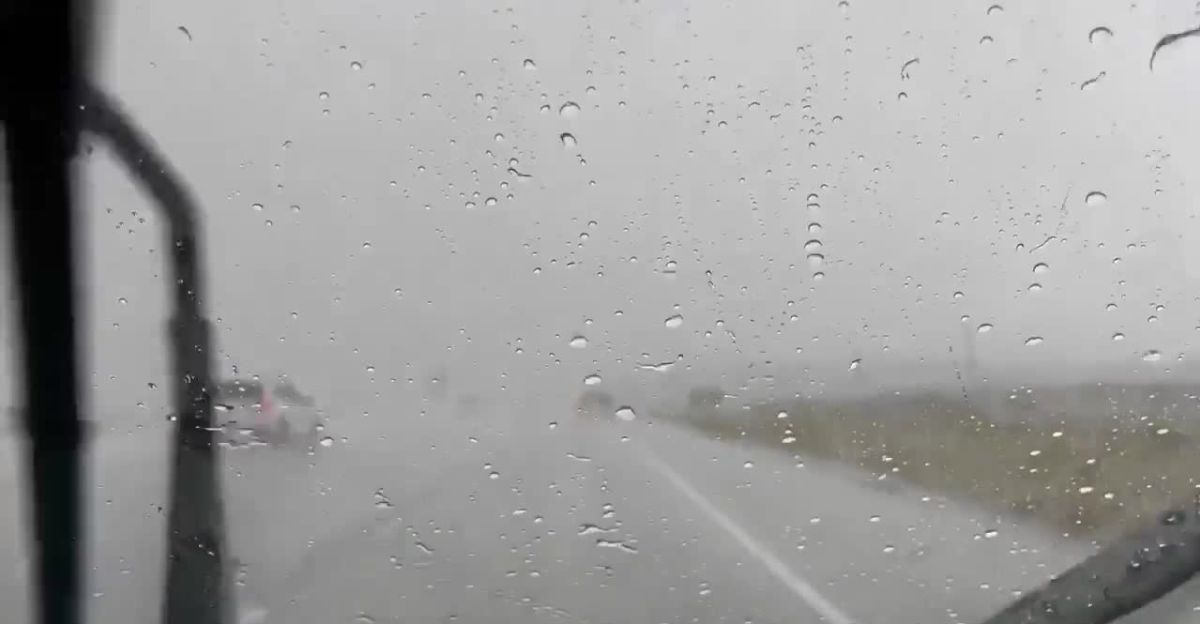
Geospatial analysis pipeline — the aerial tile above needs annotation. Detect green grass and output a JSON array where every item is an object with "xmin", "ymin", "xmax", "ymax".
[{"xmin": 671, "ymin": 389, "xmax": 1200, "ymax": 539}]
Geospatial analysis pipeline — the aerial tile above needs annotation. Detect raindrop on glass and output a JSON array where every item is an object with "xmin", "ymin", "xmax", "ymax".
[
  {"xmin": 569, "ymin": 335, "xmax": 588, "ymax": 349},
  {"xmin": 664, "ymin": 314, "xmax": 684, "ymax": 329},
  {"xmin": 559, "ymin": 101, "xmax": 581, "ymax": 118},
  {"xmin": 615, "ymin": 406, "xmax": 636, "ymax": 421},
  {"xmin": 1025, "ymin": 336, "xmax": 1044, "ymax": 346},
  {"xmin": 1088, "ymin": 26, "xmax": 1113, "ymax": 45},
  {"xmin": 583, "ymin": 374, "xmax": 603, "ymax": 385},
  {"xmin": 1085, "ymin": 191, "xmax": 1107, "ymax": 207},
  {"xmin": 560, "ymin": 132, "xmax": 578, "ymax": 149},
  {"xmin": 523, "ymin": 58, "xmax": 537, "ymax": 70}
]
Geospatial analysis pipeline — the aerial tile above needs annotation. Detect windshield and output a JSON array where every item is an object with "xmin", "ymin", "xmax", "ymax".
[{"xmin": 5, "ymin": 0, "xmax": 1200, "ymax": 622}]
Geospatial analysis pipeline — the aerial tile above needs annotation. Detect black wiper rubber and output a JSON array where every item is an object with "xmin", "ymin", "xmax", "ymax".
[
  {"xmin": 79, "ymin": 85, "xmax": 231, "ymax": 624},
  {"xmin": 980, "ymin": 503, "xmax": 1200, "ymax": 624}
]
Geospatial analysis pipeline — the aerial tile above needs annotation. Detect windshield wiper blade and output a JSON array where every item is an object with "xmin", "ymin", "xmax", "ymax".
[{"xmin": 980, "ymin": 502, "xmax": 1200, "ymax": 624}]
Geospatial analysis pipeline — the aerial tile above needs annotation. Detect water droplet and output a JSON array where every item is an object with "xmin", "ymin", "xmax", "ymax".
[
  {"xmin": 485, "ymin": 197, "xmax": 498, "ymax": 207},
  {"xmin": 319, "ymin": 437, "xmax": 334, "ymax": 447},
  {"xmin": 569, "ymin": 335, "xmax": 588, "ymax": 349},
  {"xmin": 350, "ymin": 61, "xmax": 363, "ymax": 71},
  {"xmin": 808, "ymin": 222, "xmax": 822, "ymax": 235},
  {"xmin": 318, "ymin": 91, "xmax": 330, "ymax": 101},
  {"xmin": 177, "ymin": 25, "xmax": 192, "ymax": 41},
  {"xmin": 777, "ymin": 411, "xmax": 789, "ymax": 419},
  {"xmin": 1028, "ymin": 283, "xmax": 1042, "ymax": 293},
  {"xmin": 803, "ymin": 239, "xmax": 822, "ymax": 254},
  {"xmin": 743, "ymin": 461, "xmax": 754, "ymax": 469},
  {"xmin": 251, "ymin": 203, "xmax": 264, "ymax": 212},
  {"xmin": 118, "ymin": 297, "xmax": 128, "ymax": 305},
  {"xmin": 560, "ymin": 132, "xmax": 578, "ymax": 149},
  {"xmin": 1078, "ymin": 486, "xmax": 1095, "ymax": 494},
  {"xmin": 1112, "ymin": 332, "xmax": 1125, "ymax": 341},
  {"xmin": 664, "ymin": 314, "xmax": 684, "ymax": 329},
  {"xmin": 1142, "ymin": 350, "xmax": 1162, "ymax": 362},
  {"xmin": 559, "ymin": 101, "xmax": 581, "ymax": 118},
  {"xmin": 986, "ymin": 4, "xmax": 1004, "ymax": 15},
  {"xmin": 1025, "ymin": 336, "xmax": 1044, "ymax": 346},
  {"xmin": 848, "ymin": 359, "xmax": 861, "ymax": 371},
  {"xmin": 615, "ymin": 406, "xmax": 636, "ymax": 421},
  {"xmin": 583, "ymin": 373, "xmax": 602, "ymax": 385},
  {"xmin": 1032, "ymin": 262, "xmax": 1049, "ymax": 274},
  {"xmin": 977, "ymin": 323, "xmax": 994, "ymax": 334},
  {"xmin": 882, "ymin": 545, "xmax": 896, "ymax": 553},
  {"xmin": 494, "ymin": 132, "xmax": 505, "ymax": 142},
  {"xmin": 523, "ymin": 58, "xmax": 536, "ymax": 70},
  {"xmin": 488, "ymin": 471, "xmax": 500, "ymax": 480},
  {"xmin": 1085, "ymin": 191, "xmax": 1108, "ymax": 207},
  {"xmin": 806, "ymin": 253, "xmax": 825, "ymax": 269},
  {"xmin": 1088, "ymin": 26, "xmax": 1113, "ymax": 45},
  {"xmin": 1080, "ymin": 71, "xmax": 1106, "ymax": 91}
]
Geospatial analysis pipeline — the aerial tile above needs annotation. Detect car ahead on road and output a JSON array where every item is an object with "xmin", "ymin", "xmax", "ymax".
[{"xmin": 214, "ymin": 377, "xmax": 324, "ymax": 450}]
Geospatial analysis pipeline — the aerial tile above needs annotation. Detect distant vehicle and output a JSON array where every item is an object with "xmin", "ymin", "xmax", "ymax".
[{"xmin": 214, "ymin": 377, "xmax": 324, "ymax": 450}]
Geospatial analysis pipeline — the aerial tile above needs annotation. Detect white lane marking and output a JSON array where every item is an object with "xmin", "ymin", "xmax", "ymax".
[{"xmin": 645, "ymin": 453, "xmax": 857, "ymax": 624}]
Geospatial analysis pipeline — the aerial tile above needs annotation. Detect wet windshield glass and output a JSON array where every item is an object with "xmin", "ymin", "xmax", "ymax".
[{"xmin": 5, "ymin": 0, "xmax": 1200, "ymax": 622}]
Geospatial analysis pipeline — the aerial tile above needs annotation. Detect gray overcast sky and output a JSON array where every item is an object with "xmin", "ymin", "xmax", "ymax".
[{"xmin": 7, "ymin": 0, "xmax": 1200, "ymax": 422}]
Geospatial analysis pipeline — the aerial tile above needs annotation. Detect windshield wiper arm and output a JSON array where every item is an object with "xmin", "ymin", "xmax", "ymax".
[
  {"xmin": 981, "ymin": 502, "xmax": 1200, "ymax": 624},
  {"xmin": 78, "ymin": 84, "xmax": 231, "ymax": 624}
]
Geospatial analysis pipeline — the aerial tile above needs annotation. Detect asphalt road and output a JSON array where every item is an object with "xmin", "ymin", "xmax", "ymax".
[{"xmin": 3, "ymin": 413, "xmax": 1199, "ymax": 624}]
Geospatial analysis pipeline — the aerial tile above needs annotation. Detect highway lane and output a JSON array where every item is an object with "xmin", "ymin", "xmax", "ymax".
[
  {"xmin": 229, "ymin": 416, "xmax": 1099, "ymax": 624},
  {"xmin": 3, "ymin": 414, "xmax": 1198, "ymax": 623}
]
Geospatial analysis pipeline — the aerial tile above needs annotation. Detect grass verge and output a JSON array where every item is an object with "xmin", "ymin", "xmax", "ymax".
[{"xmin": 669, "ymin": 388, "xmax": 1200, "ymax": 539}]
